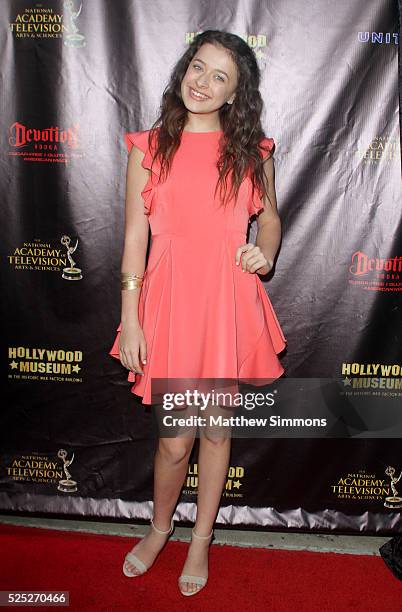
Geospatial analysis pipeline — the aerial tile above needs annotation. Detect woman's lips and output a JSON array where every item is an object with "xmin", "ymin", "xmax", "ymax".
[{"xmin": 188, "ymin": 86, "xmax": 210, "ymax": 101}]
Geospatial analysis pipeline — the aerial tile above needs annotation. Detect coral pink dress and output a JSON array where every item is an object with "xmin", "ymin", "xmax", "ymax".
[{"xmin": 109, "ymin": 128, "xmax": 287, "ymax": 405}]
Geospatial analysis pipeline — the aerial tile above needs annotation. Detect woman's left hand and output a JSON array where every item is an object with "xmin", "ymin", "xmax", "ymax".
[{"xmin": 235, "ymin": 243, "xmax": 273, "ymax": 275}]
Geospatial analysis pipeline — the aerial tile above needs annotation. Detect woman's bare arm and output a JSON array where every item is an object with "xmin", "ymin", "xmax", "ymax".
[
  {"xmin": 235, "ymin": 155, "xmax": 282, "ymax": 274},
  {"xmin": 255, "ymin": 155, "xmax": 282, "ymax": 273},
  {"xmin": 120, "ymin": 145, "xmax": 150, "ymax": 327}
]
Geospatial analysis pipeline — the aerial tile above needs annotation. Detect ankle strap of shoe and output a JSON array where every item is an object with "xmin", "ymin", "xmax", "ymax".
[
  {"xmin": 151, "ymin": 518, "xmax": 174, "ymax": 535},
  {"xmin": 192, "ymin": 527, "xmax": 214, "ymax": 539}
]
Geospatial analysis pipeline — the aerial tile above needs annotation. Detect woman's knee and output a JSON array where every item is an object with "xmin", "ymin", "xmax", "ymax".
[
  {"xmin": 200, "ymin": 429, "xmax": 232, "ymax": 446},
  {"xmin": 158, "ymin": 437, "xmax": 194, "ymax": 464}
]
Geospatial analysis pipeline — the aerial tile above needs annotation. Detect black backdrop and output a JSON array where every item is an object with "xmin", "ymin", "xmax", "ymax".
[{"xmin": 1, "ymin": 1, "xmax": 401, "ymax": 533}]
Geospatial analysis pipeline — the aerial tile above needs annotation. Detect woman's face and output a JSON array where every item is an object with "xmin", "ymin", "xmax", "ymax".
[{"xmin": 180, "ymin": 42, "xmax": 238, "ymax": 117}]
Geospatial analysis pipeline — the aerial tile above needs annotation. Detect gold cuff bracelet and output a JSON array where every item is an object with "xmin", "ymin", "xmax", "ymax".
[{"xmin": 121, "ymin": 272, "xmax": 144, "ymax": 290}]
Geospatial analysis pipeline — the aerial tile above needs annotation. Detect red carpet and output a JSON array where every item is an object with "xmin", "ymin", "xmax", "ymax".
[{"xmin": 0, "ymin": 523, "xmax": 400, "ymax": 611}]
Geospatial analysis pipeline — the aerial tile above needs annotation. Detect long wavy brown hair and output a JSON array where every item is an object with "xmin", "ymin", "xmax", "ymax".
[{"xmin": 147, "ymin": 30, "xmax": 274, "ymax": 210}]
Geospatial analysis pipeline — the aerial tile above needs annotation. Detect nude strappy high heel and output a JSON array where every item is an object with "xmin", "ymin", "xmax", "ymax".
[
  {"xmin": 178, "ymin": 527, "xmax": 214, "ymax": 596},
  {"xmin": 122, "ymin": 517, "xmax": 174, "ymax": 577}
]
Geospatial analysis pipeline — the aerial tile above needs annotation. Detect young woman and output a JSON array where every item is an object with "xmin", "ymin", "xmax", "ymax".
[{"xmin": 109, "ymin": 29, "xmax": 287, "ymax": 596}]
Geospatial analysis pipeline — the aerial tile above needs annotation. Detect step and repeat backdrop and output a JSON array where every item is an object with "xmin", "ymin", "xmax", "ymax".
[{"xmin": 1, "ymin": 1, "xmax": 401, "ymax": 533}]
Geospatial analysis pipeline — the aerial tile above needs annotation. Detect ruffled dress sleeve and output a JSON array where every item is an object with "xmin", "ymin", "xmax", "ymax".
[
  {"xmin": 124, "ymin": 130, "xmax": 160, "ymax": 216},
  {"xmin": 249, "ymin": 136, "xmax": 275, "ymax": 217}
]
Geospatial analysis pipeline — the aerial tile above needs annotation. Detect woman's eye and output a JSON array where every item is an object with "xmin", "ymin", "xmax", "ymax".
[
  {"xmin": 193, "ymin": 64, "xmax": 202, "ymax": 70},
  {"xmin": 215, "ymin": 75, "xmax": 225, "ymax": 82}
]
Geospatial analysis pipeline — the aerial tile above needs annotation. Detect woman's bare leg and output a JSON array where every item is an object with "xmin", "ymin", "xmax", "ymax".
[
  {"xmin": 153, "ymin": 435, "xmax": 196, "ymax": 528},
  {"xmin": 179, "ymin": 403, "xmax": 232, "ymax": 593},
  {"xmin": 124, "ymin": 433, "xmax": 196, "ymax": 575}
]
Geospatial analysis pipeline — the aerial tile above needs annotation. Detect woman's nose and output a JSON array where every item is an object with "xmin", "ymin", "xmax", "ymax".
[{"xmin": 196, "ymin": 73, "xmax": 210, "ymax": 88}]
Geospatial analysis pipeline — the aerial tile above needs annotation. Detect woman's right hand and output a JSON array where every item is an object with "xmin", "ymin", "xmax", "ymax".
[{"xmin": 118, "ymin": 322, "xmax": 147, "ymax": 375}]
